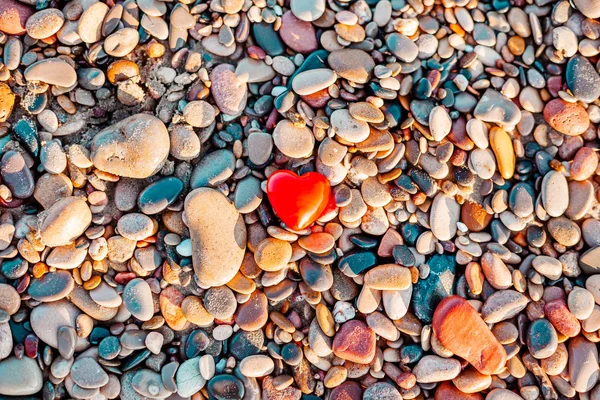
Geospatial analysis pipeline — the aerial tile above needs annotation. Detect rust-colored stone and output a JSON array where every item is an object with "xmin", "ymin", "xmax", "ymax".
[
  {"xmin": 545, "ymin": 299, "xmax": 581, "ymax": 338},
  {"xmin": 332, "ymin": 320, "xmax": 376, "ymax": 364},
  {"xmin": 433, "ymin": 296, "xmax": 507, "ymax": 375},
  {"xmin": 461, "ymin": 201, "xmax": 492, "ymax": 232},
  {"xmin": 435, "ymin": 382, "xmax": 484, "ymax": 400}
]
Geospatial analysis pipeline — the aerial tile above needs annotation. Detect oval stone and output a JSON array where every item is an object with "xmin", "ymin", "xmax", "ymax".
[
  {"xmin": 184, "ymin": 188, "xmax": 246, "ymax": 288},
  {"xmin": 0, "ymin": 357, "xmax": 43, "ymax": 395},
  {"xmin": 24, "ymin": 58, "xmax": 77, "ymax": 87},
  {"xmin": 90, "ymin": 114, "xmax": 170, "ymax": 179},
  {"xmin": 38, "ymin": 196, "xmax": 92, "ymax": 247},
  {"xmin": 123, "ymin": 278, "xmax": 154, "ymax": 321},
  {"xmin": 433, "ymin": 296, "xmax": 507, "ymax": 374},
  {"xmin": 28, "ymin": 271, "xmax": 74, "ymax": 302},
  {"xmin": 430, "ymin": 192, "xmax": 460, "ymax": 241}
]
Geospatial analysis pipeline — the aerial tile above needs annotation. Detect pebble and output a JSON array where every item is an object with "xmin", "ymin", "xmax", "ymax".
[
  {"xmin": 210, "ymin": 64, "xmax": 248, "ymax": 116},
  {"xmin": 28, "ymin": 270, "xmax": 74, "ymax": 302},
  {"xmin": 292, "ymin": 68, "xmax": 337, "ymax": 96},
  {"xmin": 239, "ymin": 355, "xmax": 275, "ymax": 377},
  {"xmin": 566, "ymin": 55, "xmax": 600, "ymax": 103},
  {"xmin": 123, "ymin": 278, "xmax": 154, "ymax": 321},
  {"xmin": 331, "ymin": 109, "xmax": 370, "ymax": 143},
  {"xmin": 184, "ymin": 188, "xmax": 246, "ymax": 287},
  {"xmin": 474, "ymin": 89, "xmax": 521, "ymax": 129},
  {"xmin": 433, "ymin": 296, "xmax": 506, "ymax": 374},
  {"xmin": 332, "ymin": 320, "xmax": 376, "ymax": 364},
  {"xmin": 328, "ymin": 49, "xmax": 374, "ymax": 84},
  {"xmin": 0, "ymin": 0, "xmax": 33, "ymax": 35},
  {"xmin": 0, "ymin": 283, "xmax": 20, "ymax": 315},
  {"xmin": 526, "ymin": 319, "xmax": 558, "ymax": 359},
  {"xmin": 183, "ymin": 100, "xmax": 215, "ymax": 128},
  {"xmin": 38, "ymin": 196, "xmax": 92, "ymax": 247},
  {"xmin": 541, "ymin": 171, "xmax": 569, "ymax": 217},
  {"xmin": 568, "ymin": 336, "xmax": 599, "ymax": 392},
  {"xmin": 543, "ymin": 99, "xmax": 590, "ymax": 136},
  {"xmin": 290, "ymin": 0, "xmax": 325, "ymax": 21},
  {"xmin": 273, "ymin": 120, "xmax": 315, "ymax": 158},
  {"xmin": 0, "ymin": 357, "xmax": 43, "ymax": 395},
  {"xmin": 280, "ymin": 11, "xmax": 317, "ymax": 53},
  {"xmin": 430, "ymin": 193, "xmax": 460, "ymax": 241},
  {"xmin": 1, "ymin": 151, "xmax": 34, "ymax": 199},
  {"xmin": 24, "ymin": 58, "xmax": 77, "ymax": 87},
  {"xmin": 413, "ymin": 355, "xmax": 461, "ymax": 383},
  {"xmin": 91, "ymin": 114, "xmax": 170, "ymax": 178},
  {"xmin": 26, "ymin": 8, "xmax": 63, "ymax": 39}
]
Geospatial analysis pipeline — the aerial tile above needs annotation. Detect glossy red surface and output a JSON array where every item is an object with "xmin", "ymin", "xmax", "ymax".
[{"xmin": 266, "ymin": 170, "xmax": 332, "ymax": 230}]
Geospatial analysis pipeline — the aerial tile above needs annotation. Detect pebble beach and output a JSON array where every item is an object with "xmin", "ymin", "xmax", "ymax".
[{"xmin": 0, "ymin": 0, "xmax": 600, "ymax": 399}]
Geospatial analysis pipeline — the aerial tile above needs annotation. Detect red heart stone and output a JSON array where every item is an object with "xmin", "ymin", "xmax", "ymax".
[{"xmin": 266, "ymin": 170, "xmax": 332, "ymax": 230}]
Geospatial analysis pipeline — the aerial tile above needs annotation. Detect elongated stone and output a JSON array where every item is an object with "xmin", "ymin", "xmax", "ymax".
[
  {"xmin": 568, "ymin": 336, "xmax": 599, "ymax": 393},
  {"xmin": 433, "ymin": 296, "xmax": 507, "ymax": 375},
  {"xmin": 489, "ymin": 127, "xmax": 515, "ymax": 179},
  {"xmin": 184, "ymin": 188, "xmax": 246, "ymax": 288}
]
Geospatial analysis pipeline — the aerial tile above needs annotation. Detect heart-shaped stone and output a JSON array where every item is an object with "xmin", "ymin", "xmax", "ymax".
[{"xmin": 266, "ymin": 170, "xmax": 332, "ymax": 230}]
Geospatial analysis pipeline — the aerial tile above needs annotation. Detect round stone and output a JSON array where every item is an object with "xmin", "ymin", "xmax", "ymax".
[
  {"xmin": 90, "ymin": 114, "xmax": 170, "ymax": 179},
  {"xmin": 183, "ymin": 100, "xmax": 215, "ymax": 128},
  {"xmin": 272, "ymin": 120, "xmax": 315, "ymax": 159}
]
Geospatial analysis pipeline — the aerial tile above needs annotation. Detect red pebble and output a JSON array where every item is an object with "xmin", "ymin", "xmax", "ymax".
[
  {"xmin": 24, "ymin": 334, "xmax": 38, "ymax": 359},
  {"xmin": 545, "ymin": 299, "xmax": 581, "ymax": 338},
  {"xmin": 435, "ymin": 382, "xmax": 484, "ymax": 400},
  {"xmin": 332, "ymin": 320, "xmax": 376, "ymax": 364},
  {"xmin": 114, "ymin": 272, "xmax": 137, "ymax": 284}
]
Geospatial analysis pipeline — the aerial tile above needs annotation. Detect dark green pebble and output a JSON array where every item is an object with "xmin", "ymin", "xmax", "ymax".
[
  {"xmin": 453, "ymin": 166, "xmax": 474, "ymax": 186},
  {"xmin": 24, "ymin": 93, "xmax": 47, "ymax": 114},
  {"xmin": 122, "ymin": 349, "xmax": 151, "ymax": 371},
  {"xmin": 535, "ymin": 151, "xmax": 553, "ymax": 175},
  {"xmin": 516, "ymin": 160, "xmax": 533, "ymax": 175},
  {"xmin": 229, "ymin": 330, "xmax": 264, "ymax": 360},
  {"xmin": 184, "ymin": 329, "xmax": 210, "ymax": 359},
  {"xmin": 1, "ymin": 257, "xmax": 28, "ymax": 279},
  {"xmin": 393, "ymin": 245, "xmax": 415, "ymax": 267},
  {"xmin": 394, "ymin": 175, "xmax": 418, "ymax": 194},
  {"xmin": 440, "ymin": 90, "xmax": 454, "ymax": 108},
  {"xmin": 99, "ymin": 336, "xmax": 121, "ymax": 360},
  {"xmin": 137, "ymin": 177, "xmax": 184, "ymax": 215},
  {"xmin": 350, "ymin": 234, "xmax": 379, "ymax": 250},
  {"xmin": 13, "ymin": 118, "xmax": 39, "ymax": 157},
  {"xmin": 414, "ymin": 78, "xmax": 432, "ymax": 100},
  {"xmin": 400, "ymin": 224, "xmax": 424, "ymax": 247},
  {"xmin": 526, "ymin": 319, "xmax": 558, "ymax": 359},
  {"xmin": 208, "ymin": 375, "xmax": 245, "ymax": 400},
  {"xmin": 380, "ymin": 101, "xmax": 404, "ymax": 128},
  {"xmin": 566, "ymin": 55, "xmax": 600, "ymax": 103},
  {"xmin": 490, "ymin": 220, "xmax": 510, "ymax": 244},
  {"xmin": 412, "ymin": 254, "xmax": 456, "ymax": 323},
  {"xmin": 281, "ymin": 343, "xmax": 303, "ymax": 366},
  {"xmin": 252, "ymin": 22, "xmax": 285, "ymax": 56},
  {"xmin": 89, "ymin": 327, "xmax": 111, "ymax": 345},
  {"xmin": 368, "ymin": 82, "xmax": 397, "ymax": 100},
  {"xmin": 400, "ymin": 344, "xmax": 424, "ymax": 364},
  {"xmin": 338, "ymin": 252, "xmax": 377, "ymax": 277},
  {"xmin": 525, "ymin": 142, "xmax": 541, "ymax": 158},
  {"xmin": 267, "ymin": 342, "xmax": 281, "ymax": 359},
  {"xmin": 409, "ymin": 168, "xmax": 436, "ymax": 196},
  {"xmin": 190, "ymin": 149, "xmax": 235, "ymax": 189},
  {"xmin": 409, "ymin": 100, "xmax": 435, "ymax": 126}
]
